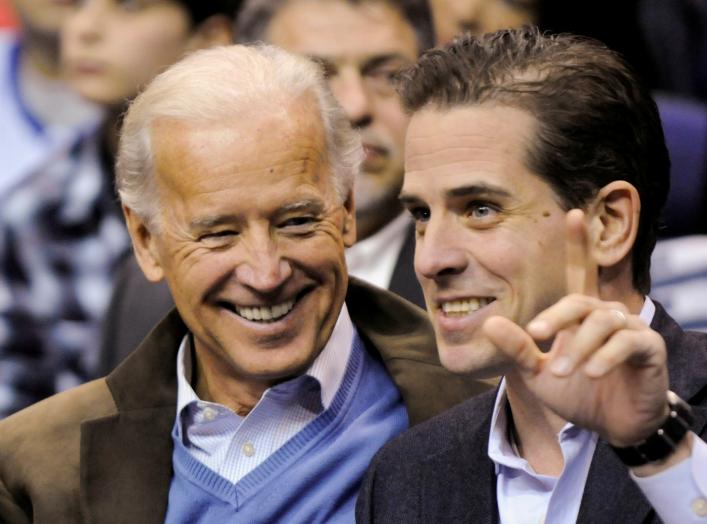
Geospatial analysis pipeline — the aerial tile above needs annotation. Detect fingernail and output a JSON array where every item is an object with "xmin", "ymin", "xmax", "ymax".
[
  {"xmin": 584, "ymin": 359, "xmax": 608, "ymax": 377},
  {"xmin": 550, "ymin": 356, "xmax": 572, "ymax": 376},
  {"xmin": 527, "ymin": 320, "xmax": 549, "ymax": 337}
]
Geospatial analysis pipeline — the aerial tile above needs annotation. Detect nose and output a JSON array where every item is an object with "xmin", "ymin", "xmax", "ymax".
[
  {"xmin": 65, "ymin": 0, "xmax": 104, "ymax": 44},
  {"xmin": 234, "ymin": 230, "xmax": 293, "ymax": 294},
  {"xmin": 415, "ymin": 216, "xmax": 468, "ymax": 282},
  {"xmin": 331, "ymin": 68, "xmax": 373, "ymax": 128}
]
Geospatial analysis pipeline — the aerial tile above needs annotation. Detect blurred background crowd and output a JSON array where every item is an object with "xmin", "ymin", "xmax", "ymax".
[{"xmin": 0, "ymin": 0, "xmax": 705, "ymax": 419}]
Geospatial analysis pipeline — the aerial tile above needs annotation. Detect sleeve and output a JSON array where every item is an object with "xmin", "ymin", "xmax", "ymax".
[{"xmin": 631, "ymin": 432, "xmax": 707, "ymax": 523}]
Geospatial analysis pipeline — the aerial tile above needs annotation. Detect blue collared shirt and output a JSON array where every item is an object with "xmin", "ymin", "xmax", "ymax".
[
  {"xmin": 489, "ymin": 297, "xmax": 707, "ymax": 524},
  {"xmin": 174, "ymin": 303, "xmax": 354, "ymax": 484}
]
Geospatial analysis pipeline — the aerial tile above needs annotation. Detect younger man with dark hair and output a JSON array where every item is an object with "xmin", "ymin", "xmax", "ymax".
[{"xmin": 358, "ymin": 27, "xmax": 707, "ymax": 524}]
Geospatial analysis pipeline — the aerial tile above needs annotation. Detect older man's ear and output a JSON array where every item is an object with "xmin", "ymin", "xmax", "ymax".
[
  {"xmin": 123, "ymin": 205, "xmax": 165, "ymax": 283},
  {"xmin": 342, "ymin": 191, "xmax": 357, "ymax": 247}
]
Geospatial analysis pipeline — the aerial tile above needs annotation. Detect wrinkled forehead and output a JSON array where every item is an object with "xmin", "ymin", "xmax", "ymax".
[{"xmin": 148, "ymin": 98, "xmax": 332, "ymax": 196}]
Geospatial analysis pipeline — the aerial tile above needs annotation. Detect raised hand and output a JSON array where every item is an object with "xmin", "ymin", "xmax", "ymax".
[{"xmin": 482, "ymin": 209, "xmax": 669, "ymax": 448}]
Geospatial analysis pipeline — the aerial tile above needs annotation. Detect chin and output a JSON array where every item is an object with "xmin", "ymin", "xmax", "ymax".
[{"xmin": 438, "ymin": 340, "xmax": 507, "ymax": 379}]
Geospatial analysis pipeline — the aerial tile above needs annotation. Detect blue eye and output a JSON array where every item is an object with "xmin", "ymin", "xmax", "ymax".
[{"xmin": 467, "ymin": 201, "xmax": 500, "ymax": 220}]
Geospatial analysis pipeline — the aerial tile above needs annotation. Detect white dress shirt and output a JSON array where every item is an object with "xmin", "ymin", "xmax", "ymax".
[
  {"xmin": 174, "ymin": 304, "xmax": 354, "ymax": 484},
  {"xmin": 489, "ymin": 297, "xmax": 707, "ymax": 523},
  {"xmin": 345, "ymin": 212, "xmax": 410, "ymax": 290}
]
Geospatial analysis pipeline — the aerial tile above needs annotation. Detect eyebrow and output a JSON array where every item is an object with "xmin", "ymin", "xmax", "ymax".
[
  {"xmin": 189, "ymin": 215, "xmax": 240, "ymax": 230},
  {"xmin": 307, "ymin": 53, "xmax": 412, "ymax": 73},
  {"xmin": 399, "ymin": 183, "xmax": 513, "ymax": 206},
  {"xmin": 279, "ymin": 199, "xmax": 325, "ymax": 214},
  {"xmin": 445, "ymin": 184, "xmax": 513, "ymax": 200},
  {"xmin": 189, "ymin": 200, "xmax": 326, "ymax": 230}
]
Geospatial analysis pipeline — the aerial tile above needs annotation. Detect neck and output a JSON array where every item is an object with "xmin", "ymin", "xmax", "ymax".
[
  {"xmin": 192, "ymin": 348, "xmax": 272, "ymax": 417},
  {"xmin": 504, "ymin": 371, "xmax": 566, "ymax": 476}
]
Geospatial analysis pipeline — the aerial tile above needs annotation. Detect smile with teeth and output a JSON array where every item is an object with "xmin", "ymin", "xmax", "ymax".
[
  {"xmin": 234, "ymin": 299, "xmax": 296, "ymax": 322},
  {"xmin": 440, "ymin": 298, "xmax": 494, "ymax": 316}
]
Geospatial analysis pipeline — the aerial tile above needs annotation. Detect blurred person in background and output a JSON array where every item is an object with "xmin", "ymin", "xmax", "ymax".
[
  {"xmin": 0, "ymin": 0, "xmax": 235, "ymax": 418},
  {"xmin": 429, "ymin": 0, "xmax": 536, "ymax": 44},
  {"xmin": 100, "ymin": 0, "xmax": 436, "ymax": 372},
  {"xmin": 0, "ymin": 0, "xmax": 101, "ymax": 198}
]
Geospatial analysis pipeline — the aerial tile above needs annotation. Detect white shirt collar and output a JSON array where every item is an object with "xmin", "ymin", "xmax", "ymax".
[
  {"xmin": 345, "ymin": 212, "xmax": 410, "ymax": 290},
  {"xmin": 176, "ymin": 303, "xmax": 355, "ymax": 417}
]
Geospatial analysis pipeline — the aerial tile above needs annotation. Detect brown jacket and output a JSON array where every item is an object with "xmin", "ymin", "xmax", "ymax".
[{"xmin": 0, "ymin": 278, "xmax": 489, "ymax": 523}]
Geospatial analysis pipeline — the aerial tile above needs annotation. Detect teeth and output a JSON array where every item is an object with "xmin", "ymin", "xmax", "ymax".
[
  {"xmin": 235, "ymin": 299, "xmax": 295, "ymax": 322},
  {"xmin": 441, "ymin": 298, "xmax": 493, "ymax": 316}
]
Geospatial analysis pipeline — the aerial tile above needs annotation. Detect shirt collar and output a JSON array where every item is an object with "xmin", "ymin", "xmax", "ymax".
[
  {"xmin": 345, "ymin": 212, "xmax": 410, "ymax": 284},
  {"xmin": 487, "ymin": 296, "xmax": 657, "ymax": 470},
  {"xmin": 175, "ymin": 302, "xmax": 355, "ymax": 419}
]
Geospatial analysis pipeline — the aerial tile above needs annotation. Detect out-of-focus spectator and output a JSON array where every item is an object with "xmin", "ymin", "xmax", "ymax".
[
  {"xmin": 430, "ymin": 0, "xmax": 536, "ymax": 44},
  {"xmin": 0, "ymin": 0, "xmax": 234, "ymax": 418},
  {"xmin": 638, "ymin": 0, "xmax": 707, "ymax": 103},
  {"xmin": 0, "ymin": 0, "xmax": 102, "ymax": 198},
  {"xmin": 0, "ymin": 0, "xmax": 17, "ymax": 29},
  {"xmin": 651, "ymin": 235, "xmax": 707, "ymax": 332}
]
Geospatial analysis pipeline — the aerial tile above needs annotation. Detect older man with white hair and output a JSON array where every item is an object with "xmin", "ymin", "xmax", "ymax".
[{"xmin": 0, "ymin": 44, "xmax": 487, "ymax": 523}]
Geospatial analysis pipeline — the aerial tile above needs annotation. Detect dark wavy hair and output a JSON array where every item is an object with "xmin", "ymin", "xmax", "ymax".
[{"xmin": 398, "ymin": 26, "xmax": 670, "ymax": 293}]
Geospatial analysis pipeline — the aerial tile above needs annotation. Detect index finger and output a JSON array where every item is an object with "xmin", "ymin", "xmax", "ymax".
[{"xmin": 565, "ymin": 209, "xmax": 599, "ymax": 297}]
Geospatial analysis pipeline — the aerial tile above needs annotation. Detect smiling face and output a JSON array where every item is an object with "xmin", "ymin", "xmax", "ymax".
[
  {"xmin": 131, "ymin": 97, "xmax": 355, "ymax": 392},
  {"xmin": 61, "ymin": 0, "xmax": 193, "ymax": 107},
  {"xmin": 266, "ymin": 0, "xmax": 418, "ymax": 239},
  {"xmin": 402, "ymin": 104, "xmax": 569, "ymax": 378}
]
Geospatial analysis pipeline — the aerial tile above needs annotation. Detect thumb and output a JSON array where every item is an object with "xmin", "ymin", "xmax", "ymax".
[{"xmin": 483, "ymin": 316, "xmax": 543, "ymax": 375}]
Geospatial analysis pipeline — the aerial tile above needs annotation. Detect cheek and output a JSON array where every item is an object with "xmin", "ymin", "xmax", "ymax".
[
  {"xmin": 375, "ymin": 99, "xmax": 409, "ymax": 148},
  {"xmin": 113, "ymin": 23, "xmax": 190, "ymax": 85}
]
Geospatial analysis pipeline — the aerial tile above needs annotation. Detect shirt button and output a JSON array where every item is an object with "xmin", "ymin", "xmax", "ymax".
[
  {"xmin": 202, "ymin": 407, "xmax": 217, "ymax": 421},
  {"xmin": 692, "ymin": 497, "xmax": 707, "ymax": 517},
  {"xmin": 242, "ymin": 442, "xmax": 255, "ymax": 457}
]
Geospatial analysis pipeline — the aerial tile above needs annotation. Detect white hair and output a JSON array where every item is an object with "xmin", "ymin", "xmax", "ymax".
[{"xmin": 116, "ymin": 44, "xmax": 362, "ymax": 228}]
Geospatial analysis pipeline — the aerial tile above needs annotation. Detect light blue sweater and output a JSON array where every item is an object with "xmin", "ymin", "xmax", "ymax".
[{"xmin": 164, "ymin": 333, "xmax": 407, "ymax": 523}]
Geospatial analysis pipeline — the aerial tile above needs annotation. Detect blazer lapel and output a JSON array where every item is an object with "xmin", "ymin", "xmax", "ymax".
[
  {"xmin": 80, "ymin": 407, "xmax": 175, "ymax": 523},
  {"xmin": 81, "ymin": 309, "xmax": 188, "ymax": 523},
  {"xmin": 421, "ymin": 395, "xmax": 500, "ymax": 523}
]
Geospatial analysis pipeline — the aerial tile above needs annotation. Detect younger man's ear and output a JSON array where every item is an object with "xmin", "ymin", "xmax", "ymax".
[
  {"xmin": 586, "ymin": 180, "xmax": 641, "ymax": 268},
  {"xmin": 188, "ymin": 14, "xmax": 234, "ymax": 51},
  {"xmin": 123, "ymin": 205, "xmax": 165, "ymax": 283}
]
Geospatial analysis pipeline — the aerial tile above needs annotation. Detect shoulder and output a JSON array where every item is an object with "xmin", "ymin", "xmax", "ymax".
[
  {"xmin": 371, "ymin": 389, "xmax": 495, "ymax": 471},
  {"xmin": 0, "ymin": 379, "xmax": 116, "ymax": 480}
]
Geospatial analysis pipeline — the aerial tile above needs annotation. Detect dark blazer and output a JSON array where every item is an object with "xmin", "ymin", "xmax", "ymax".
[
  {"xmin": 99, "ymin": 224, "xmax": 424, "ymax": 374},
  {"xmin": 0, "ymin": 279, "xmax": 489, "ymax": 524},
  {"xmin": 357, "ymin": 303, "xmax": 707, "ymax": 524}
]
